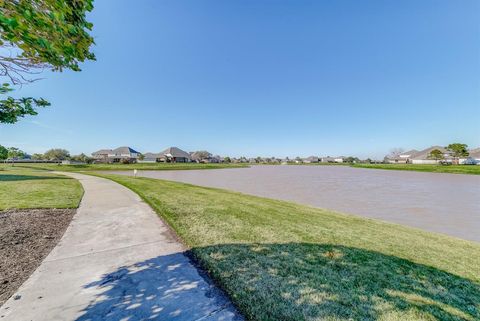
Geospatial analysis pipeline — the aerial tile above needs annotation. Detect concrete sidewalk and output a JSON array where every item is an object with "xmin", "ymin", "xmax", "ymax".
[{"xmin": 0, "ymin": 172, "xmax": 242, "ymax": 321}]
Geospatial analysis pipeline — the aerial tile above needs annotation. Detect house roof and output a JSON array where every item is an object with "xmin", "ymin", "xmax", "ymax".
[
  {"xmin": 92, "ymin": 149, "xmax": 112, "ymax": 155},
  {"xmin": 143, "ymin": 152, "xmax": 163, "ymax": 159},
  {"xmin": 400, "ymin": 149, "xmax": 418, "ymax": 156},
  {"xmin": 160, "ymin": 147, "xmax": 191, "ymax": 159},
  {"xmin": 468, "ymin": 148, "xmax": 480, "ymax": 158},
  {"xmin": 112, "ymin": 146, "xmax": 140, "ymax": 154},
  {"xmin": 410, "ymin": 146, "xmax": 450, "ymax": 160}
]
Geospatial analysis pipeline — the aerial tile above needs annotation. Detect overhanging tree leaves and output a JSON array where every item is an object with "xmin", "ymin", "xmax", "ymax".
[
  {"xmin": 0, "ymin": 83, "xmax": 50, "ymax": 123},
  {"xmin": 0, "ymin": 0, "xmax": 95, "ymax": 124}
]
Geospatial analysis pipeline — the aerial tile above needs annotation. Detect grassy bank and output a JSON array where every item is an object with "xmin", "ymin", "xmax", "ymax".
[
  {"xmin": 95, "ymin": 173, "xmax": 480, "ymax": 321},
  {"xmin": 352, "ymin": 163, "xmax": 480, "ymax": 175},
  {"xmin": 0, "ymin": 167, "xmax": 83, "ymax": 210},
  {"xmin": 0, "ymin": 162, "xmax": 248, "ymax": 172}
]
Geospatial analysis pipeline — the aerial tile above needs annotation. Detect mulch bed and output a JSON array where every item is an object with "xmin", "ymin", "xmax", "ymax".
[{"xmin": 0, "ymin": 209, "xmax": 75, "ymax": 306}]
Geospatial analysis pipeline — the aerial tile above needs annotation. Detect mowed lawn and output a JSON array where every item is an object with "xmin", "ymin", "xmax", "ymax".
[
  {"xmin": 0, "ymin": 167, "xmax": 83, "ymax": 210},
  {"xmin": 96, "ymin": 173, "xmax": 480, "ymax": 321},
  {"xmin": 352, "ymin": 163, "xmax": 480, "ymax": 175}
]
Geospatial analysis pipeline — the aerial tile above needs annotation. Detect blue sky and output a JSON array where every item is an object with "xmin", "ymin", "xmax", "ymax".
[{"xmin": 1, "ymin": 0, "xmax": 479, "ymax": 159}]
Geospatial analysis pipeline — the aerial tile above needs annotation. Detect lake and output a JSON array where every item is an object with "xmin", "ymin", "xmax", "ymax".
[{"xmin": 107, "ymin": 165, "xmax": 480, "ymax": 242}]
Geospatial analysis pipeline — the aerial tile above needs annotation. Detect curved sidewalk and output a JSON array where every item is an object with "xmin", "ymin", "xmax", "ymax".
[{"xmin": 0, "ymin": 172, "xmax": 242, "ymax": 321}]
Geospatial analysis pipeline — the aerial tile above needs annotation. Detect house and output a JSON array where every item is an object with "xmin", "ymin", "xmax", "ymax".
[
  {"xmin": 190, "ymin": 151, "xmax": 220, "ymax": 163},
  {"xmin": 409, "ymin": 146, "xmax": 452, "ymax": 164},
  {"xmin": 461, "ymin": 148, "xmax": 480, "ymax": 165},
  {"xmin": 385, "ymin": 149, "xmax": 418, "ymax": 164},
  {"xmin": 92, "ymin": 146, "xmax": 140, "ymax": 163},
  {"xmin": 303, "ymin": 156, "xmax": 319, "ymax": 163},
  {"xmin": 141, "ymin": 152, "xmax": 164, "ymax": 163},
  {"xmin": 320, "ymin": 156, "xmax": 344, "ymax": 163},
  {"xmin": 140, "ymin": 147, "xmax": 191, "ymax": 163},
  {"xmin": 160, "ymin": 147, "xmax": 191, "ymax": 163},
  {"xmin": 320, "ymin": 156, "xmax": 334, "ymax": 163}
]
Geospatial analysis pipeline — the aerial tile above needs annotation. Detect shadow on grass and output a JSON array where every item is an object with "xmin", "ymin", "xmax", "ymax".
[
  {"xmin": 0, "ymin": 174, "xmax": 70, "ymax": 182},
  {"xmin": 195, "ymin": 243, "xmax": 479, "ymax": 321},
  {"xmin": 74, "ymin": 243, "xmax": 478, "ymax": 321}
]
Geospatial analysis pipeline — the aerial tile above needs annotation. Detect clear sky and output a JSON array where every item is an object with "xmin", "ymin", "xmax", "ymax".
[{"xmin": 1, "ymin": 0, "xmax": 479, "ymax": 159}]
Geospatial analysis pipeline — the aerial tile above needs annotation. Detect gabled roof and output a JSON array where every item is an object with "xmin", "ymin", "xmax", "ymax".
[
  {"xmin": 111, "ymin": 146, "xmax": 140, "ymax": 154},
  {"xmin": 92, "ymin": 149, "xmax": 112, "ymax": 155},
  {"xmin": 468, "ymin": 148, "xmax": 480, "ymax": 158},
  {"xmin": 410, "ymin": 146, "xmax": 450, "ymax": 160},
  {"xmin": 143, "ymin": 152, "xmax": 163, "ymax": 159},
  {"xmin": 400, "ymin": 149, "xmax": 418, "ymax": 156},
  {"xmin": 160, "ymin": 147, "xmax": 191, "ymax": 159}
]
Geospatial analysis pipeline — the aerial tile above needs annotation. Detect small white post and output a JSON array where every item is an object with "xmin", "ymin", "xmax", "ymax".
[{"xmin": 133, "ymin": 169, "xmax": 138, "ymax": 178}]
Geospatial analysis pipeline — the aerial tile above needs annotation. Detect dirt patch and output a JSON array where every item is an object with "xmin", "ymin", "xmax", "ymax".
[{"xmin": 0, "ymin": 209, "xmax": 75, "ymax": 306}]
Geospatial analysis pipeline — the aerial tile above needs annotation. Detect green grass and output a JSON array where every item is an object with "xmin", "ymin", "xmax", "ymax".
[
  {"xmin": 352, "ymin": 163, "xmax": 480, "ymax": 175},
  {"xmin": 0, "ymin": 162, "xmax": 248, "ymax": 172},
  {"xmin": 0, "ymin": 167, "xmax": 83, "ymax": 210},
  {"xmin": 94, "ymin": 173, "xmax": 480, "ymax": 321}
]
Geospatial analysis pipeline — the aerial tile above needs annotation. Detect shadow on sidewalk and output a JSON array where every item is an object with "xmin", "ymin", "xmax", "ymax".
[{"xmin": 75, "ymin": 252, "xmax": 242, "ymax": 321}]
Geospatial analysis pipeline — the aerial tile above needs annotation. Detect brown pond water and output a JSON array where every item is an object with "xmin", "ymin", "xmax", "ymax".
[{"xmin": 107, "ymin": 166, "xmax": 480, "ymax": 242}]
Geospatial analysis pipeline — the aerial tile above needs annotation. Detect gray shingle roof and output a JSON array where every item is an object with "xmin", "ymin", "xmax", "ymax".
[
  {"xmin": 92, "ymin": 149, "xmax": 112, "ymax": 156},
  {"xmin": 410, "ymin": 146, "xmax": 449, "ymax": 160},
  {"xmin": 400, "ymin": 149, "xmax": 418, "ymax": 156},
  {"xmin": 468, "ymin": 148, "xmax": 480, "ymax": 158},
  {"xmin": 159, "ymin": 147, "xmax": 191, "ymax": 159},
  {"xmin": 112, "ymin": 146, "xmax": 140, "ymax": 154},
  {"xmin": 143, "ymin": 152, "xmax": 163, "ymax": 159}
]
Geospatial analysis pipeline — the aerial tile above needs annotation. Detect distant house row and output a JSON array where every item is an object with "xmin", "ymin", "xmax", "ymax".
[
  {"xmin": 301, "ymin": 156, "xmax": 345, "ymax": 163},
  {"xmin": 91, "ymin": 146, "xmax": 223, "ymax": 163},
  {"xmin": 385, "ymin": 146, "xmax": 480, "ymax": 164},
  {"xmin": 90, "ymin": 147, "xmax": 351, "ymax": 164},
  {"xmin": 91, "ymin": 146, "xmax": 192, "ymax": 163}
]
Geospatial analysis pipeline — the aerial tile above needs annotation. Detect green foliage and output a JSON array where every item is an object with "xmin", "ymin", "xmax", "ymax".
[
  {"xmin": 31, "ymin": 153, "xmax": 44, "ymax": 160},
  {"xmin": 0, "ymin": 145, "xmax": 8, "ymax": 159},
  {"xmin": 0, "ymin": 0, "xmax": 95, "ymax": 72},
  {"xmin": 224, "ymin": 156, "xmax": 231, "ymax": 163},
  {"xmin": 428, "ymin": 149, "xmax": 444, "ymax": 160},
  {"xmin": 446, "ymin": 143, "xmax": 469, "ymax": 158},
  {"xmin": 71, "ymin": 153, "xmax": 91, "ymax": 163},
  {"xmin": 43, "ymin": 148, "xmax": 70, "ymax": 160},
  {"xmin": 344, "ymin": 156, "xmax": 360, "ymax": 163},
  {"xmin": 0, "ymin": 144, "xmax": 7, "ymax": 159},
  {"xmin": 0, "ymin": 0, "xmax": 95, "ymax": 124},
  {"xmin": 0, "ymin": 83, "xmax": 50, "ymax": 123},
  {"xmin": 7, "ymin": 147, "xmax": 25, "ymax": 159}
]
